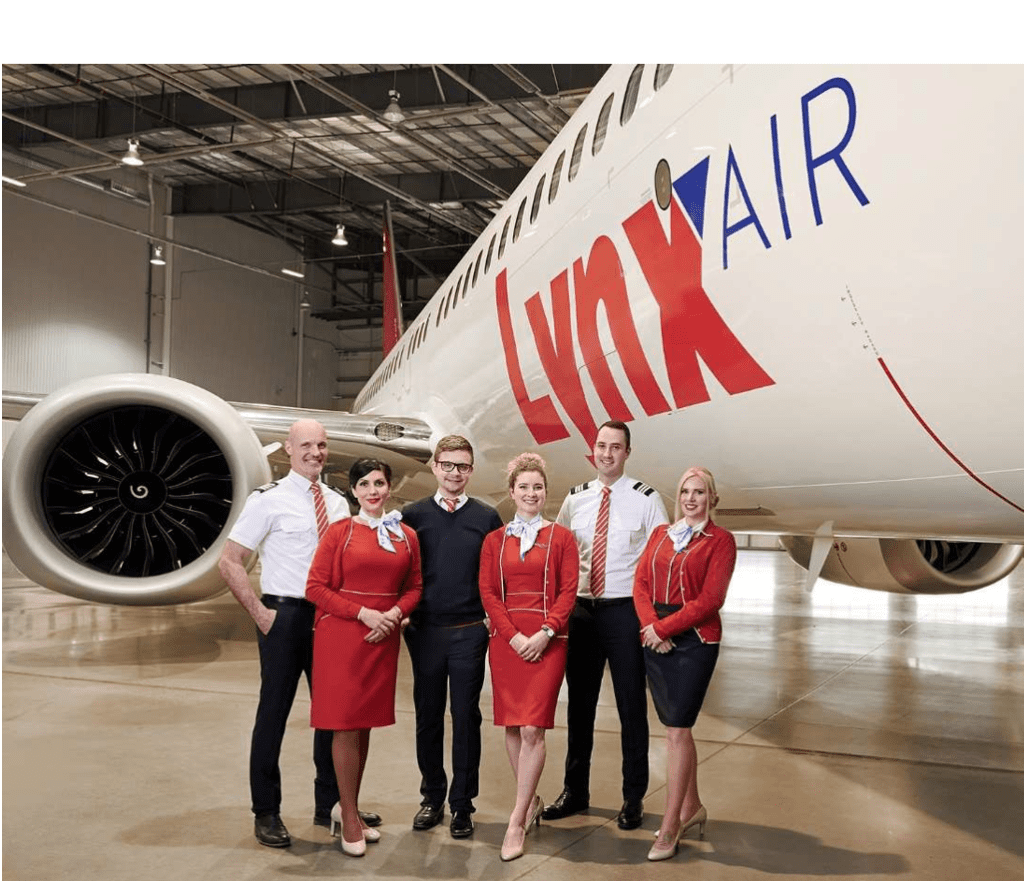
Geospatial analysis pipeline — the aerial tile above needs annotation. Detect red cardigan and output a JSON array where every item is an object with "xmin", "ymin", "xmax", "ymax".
[
  {"xmin": 633, "ymin": 521, "xmax": 736, "ymax": 644},
  {"xmin": 479, "ymin": 522, "xmax": 579, "ymax": 643},
  {"xmin": 305, "ymin": 519, "xmax": 422, "ymax": 620}
]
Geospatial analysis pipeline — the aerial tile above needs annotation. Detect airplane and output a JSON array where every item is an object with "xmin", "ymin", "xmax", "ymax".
[{"xmin": 3, "ymin": 64, "xmax": 1023, "ymax": 609}]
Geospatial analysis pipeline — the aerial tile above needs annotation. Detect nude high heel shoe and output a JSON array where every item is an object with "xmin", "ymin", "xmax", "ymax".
[
  {"xmin": 647, "ymin": 829, "xmax": 680, "ymax": 861},
  {"xmin": 330, "ymin": 803, "xmax": 380, "ymax": 842},
  {"xmin": 680, "ymin": 805, "xmax": 707, "ymax": 840},
  {"xmin": 525, "ymin": 795, "xmax": 544, "ymax": 833},
  {"xmin": 500, "ymin": 824, "xmax": 526, "ymax": 861}
]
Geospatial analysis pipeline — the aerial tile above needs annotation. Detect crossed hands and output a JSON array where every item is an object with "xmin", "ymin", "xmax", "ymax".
[
  {"xmin": 640, "ymin": 623, "xmax": 673, "ymax": 654},
  {"xmin": 359, "ymin": 605, "xmax": 404, "ymax": 643},
  {"xmin": 510, "ymin": 630, "xmax": 551, "ymax": 663}
]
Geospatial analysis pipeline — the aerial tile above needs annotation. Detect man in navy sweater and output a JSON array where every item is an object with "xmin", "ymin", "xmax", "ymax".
[{"xmin": 402, "ymin": 435, "xmax": 503, "ymax": 839}]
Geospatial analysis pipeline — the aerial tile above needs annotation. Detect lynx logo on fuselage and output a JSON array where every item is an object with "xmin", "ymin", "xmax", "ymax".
[{"xmin": 497, "ymin": 76, "xmax": 869, "ymax": 447}]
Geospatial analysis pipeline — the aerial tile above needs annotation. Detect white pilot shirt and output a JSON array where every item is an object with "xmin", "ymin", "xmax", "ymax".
[
  {"xmin": 556, "ymin": 474, "xmax": 669, "ymax": 599},
  {"xmin": 228, "ymin": 469, "xmax": 349, "ymax": 598}
]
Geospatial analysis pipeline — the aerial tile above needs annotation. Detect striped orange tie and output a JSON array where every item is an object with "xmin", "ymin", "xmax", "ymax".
[
  {"xmin": 310, "ymin": 482, "xmax": 329, "ymax": 540},
  {"xmin": 590, "ymin": 486, "xmax": 611, "ymax": 597}
]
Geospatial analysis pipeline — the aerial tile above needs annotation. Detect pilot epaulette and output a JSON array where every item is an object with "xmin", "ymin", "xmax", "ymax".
[
  {"xmin": 631, "ymin": 481, "xmax": 656, "ymax": 497},
  {"xmin": 569, "ymin": 480, "xmax": 592, "ymax": 495},
  {"xmin": 254, "ymin": 480, "xmax": 280, "ymax": 493}
]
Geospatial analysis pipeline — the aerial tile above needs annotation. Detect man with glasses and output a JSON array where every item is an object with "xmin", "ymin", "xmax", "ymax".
[{"xmin": 402, "ymin": 435, "xmax": 503, "ymax": 839}]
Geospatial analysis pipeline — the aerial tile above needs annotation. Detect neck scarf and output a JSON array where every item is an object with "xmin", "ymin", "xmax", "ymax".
[
  {"xmin": 668, "ymin": 519, "xmax": 706, "ymax": 553},
  {"xmin": 505, "ymin": 513, "xmax": 542, "ymax": 559},
  {"xmin": 361, "ymin": 509, "xmax": 404, "ymax": 553}
]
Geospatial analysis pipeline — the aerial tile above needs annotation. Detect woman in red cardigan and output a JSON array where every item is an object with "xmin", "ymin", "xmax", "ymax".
[
  {"xmin": 305, "ymin": 458, "xmax": 422, "ymax": 857},
  {"xmin": 633, "ymin": 466, "xmax": 736, "ymax": 861},
  {"xmin": 479, "ymin": 453, "xmax": 579, "ymax": 861}
]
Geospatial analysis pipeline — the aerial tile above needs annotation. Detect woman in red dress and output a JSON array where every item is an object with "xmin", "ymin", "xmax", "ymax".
[
  {"xmin": 479, "ymin": 453, "xmax": 579, "ymax": 861},
  {"xmin": 305, "ymin": 458, "xmax": 422, "ymax": 857},
  {"xmin": 633, "ymin": 466, "xmax": 736, "ymax": 861}
]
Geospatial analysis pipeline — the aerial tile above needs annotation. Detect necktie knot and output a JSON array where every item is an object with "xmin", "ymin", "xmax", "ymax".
[{"xmin": 443, "ymin": 497, "xmax": 457, "ymax": 513}]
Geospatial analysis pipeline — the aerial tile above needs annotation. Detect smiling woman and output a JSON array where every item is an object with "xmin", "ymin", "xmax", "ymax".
[
  {"xmin": 305, "ymin": 456, "xmax": 423, "ymax": 856},
  {"xmin": 479, "ymin": 453, "xmax": 579, "ymax": 861}
]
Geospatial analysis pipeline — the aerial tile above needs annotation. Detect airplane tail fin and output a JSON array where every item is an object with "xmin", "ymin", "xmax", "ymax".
[{"xmin": 381, "ymin": 200, "xmax": 404, "ymax": 357}]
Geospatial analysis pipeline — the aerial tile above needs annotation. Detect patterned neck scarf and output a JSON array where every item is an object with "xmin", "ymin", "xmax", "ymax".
[
  {"xmin": 505, "ymin": 513, "xmax": 542, "ymax": 559},
  {"xmin": 361, "ymin": 509, "xmax": 404, "ymax": 553}
]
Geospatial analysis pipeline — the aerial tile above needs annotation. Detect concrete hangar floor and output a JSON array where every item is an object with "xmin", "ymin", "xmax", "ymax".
[{"xmin": 3, "ymin": 545, "xmax": 1022, "ymax": 881}]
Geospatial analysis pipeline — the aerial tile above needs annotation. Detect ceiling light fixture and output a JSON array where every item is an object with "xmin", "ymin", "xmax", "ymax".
[
  {"xmin": 2, "ymin": 175, "xmax": 27, "ymax": 187},
  {"xmin": 282, "ymin": 263, "xmax": 305, "ymax": 279},
  {"xmin": 122, "ymin": 138, "xmax": 144, "ymax": 167},
  {"xmin": 150, "ymin": 245, "xmax": 166, "ymax": 266},
  {"xmin": 332, "ymin": 225, "xmax": 348, "ymax": 246},
  {"xmin": 382, "ymin": 90, "xmax": 405, "ymax": 124}
]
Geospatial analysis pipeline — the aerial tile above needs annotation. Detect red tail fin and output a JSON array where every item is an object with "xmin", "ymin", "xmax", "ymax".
[{"xmin": 381, "ymin": 201, "xmax": 403, "ymax": 357}]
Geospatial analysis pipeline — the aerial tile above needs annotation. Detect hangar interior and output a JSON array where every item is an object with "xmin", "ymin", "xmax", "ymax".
[{"xmin": 3, "ymin": 63, "xmax": 1023, "ymax": 881}]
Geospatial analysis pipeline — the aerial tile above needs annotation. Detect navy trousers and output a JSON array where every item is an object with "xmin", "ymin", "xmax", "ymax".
[
  {"xmin": 404, "ymin": 620, "xmax": 489, "ymax": 812},
  {"xmin": 250, "ymin": 596, "xmax": 338, "ymax": 817},
  {"xmin": 563, "ymin": 597, "xmax": 650, "ymax": 803}
]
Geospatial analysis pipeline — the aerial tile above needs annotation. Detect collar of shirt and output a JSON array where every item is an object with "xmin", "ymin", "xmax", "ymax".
[
  {"xmin": 434, "ymin": 491, "xmax": 468, "ymax": 511},
  {"xmin": 284, "ymin": 468, "xmax": 321, "ymax": 492}
]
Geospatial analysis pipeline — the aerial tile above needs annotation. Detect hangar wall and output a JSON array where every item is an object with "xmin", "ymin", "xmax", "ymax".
[{"xmin": 2, "ymin": 161, "xmax": 364, "ymax": 411}]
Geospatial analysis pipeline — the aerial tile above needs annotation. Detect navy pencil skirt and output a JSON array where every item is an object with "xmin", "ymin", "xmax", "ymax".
[{"xmin": 643, "ymin": 605, "xmax": 719, "ymax": 728}]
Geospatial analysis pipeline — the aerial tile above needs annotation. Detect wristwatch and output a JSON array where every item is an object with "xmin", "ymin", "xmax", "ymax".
[{"xmin": 540, "ymin": 625, "xmax": 555, "ymax": 638}]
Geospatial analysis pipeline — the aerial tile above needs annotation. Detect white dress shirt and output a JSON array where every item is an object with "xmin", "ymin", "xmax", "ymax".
[
  {"xmin": 228, "ymin": 469, "xmax": 349, "ymax": 598},
  {"xmin": 433, "ymin": 490, "xmax": 468, "ymax": 512},
  {"xmin": 556, "ymin": 474, "xmax": 669, "ymax": 599}
]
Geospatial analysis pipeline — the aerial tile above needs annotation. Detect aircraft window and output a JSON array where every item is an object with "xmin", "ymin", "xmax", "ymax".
[
  {"xmin": 485, "ymin": 234, "xmax": 496, "ymax": 273},
  {"xmin": 621, "ymin": 65, "xmax": 644, "ymax": 124},
  {"xmin": 531, "ymin": 174, "xmax": 546, "ymax": 224},
  {"xmin": 498, "ymin": 215, "xmax": 511, "ymax": 258},
  {"xmin": 568, "ymin": 123, "xmax": 588, "ymax": 182},
  {"xmin": 512, "ymin": 197, "xmax": 527, "ymax": 244},
  {"xmin": 472, "ymin": 250, "xmax": 482, "ymax": 287},
  {"xmin": 549, "ymin": 151, "xmax": 565, "ymax": 204},
  {"xmin": 592, "ymin": 93, "xmax": 614, "ymax": 155},
  {"xmin": 654, "ymin": 65, "xmax": 673, "ymax": 90}
]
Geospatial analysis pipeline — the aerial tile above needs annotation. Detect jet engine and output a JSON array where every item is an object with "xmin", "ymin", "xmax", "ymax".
[
  {"xmin": 780, "ymin": 535, "xmax": 1024, "ymax": 594},
  {"xmin": 2, "ymin": 374, "xmax": 271, "ymax": 605}
]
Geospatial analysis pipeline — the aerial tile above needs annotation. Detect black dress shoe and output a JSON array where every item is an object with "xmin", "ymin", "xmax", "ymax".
[
  {"xmin": 450, "ymin": 809, "xmax": 474, "ymax": 838},
  {"xmin": 412, "ymin": 803, "xmax": 445, "ymax": 830},
  {"xmin": 313, "ymin": 808, "xmax": 382, "ymax": 828},
  {"xmin": 540, "ymin": 788, "xmax": 589, "ymax": 820},
  {"xmin": 254, "ymin": 813, "xmax": 291, "ymax": 847},
  {"xmin": 616, "ymin": 799, "xmax": 644, "ymax": 830}
]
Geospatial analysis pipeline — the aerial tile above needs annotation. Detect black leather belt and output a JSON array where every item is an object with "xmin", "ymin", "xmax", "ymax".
[
  {"xmin": 261, "ymin": 595, "xmax": 314, "ymax": 609},
  {"xmin": 576, "ymin": 596, "xmax": 633, "ymax": 608}
]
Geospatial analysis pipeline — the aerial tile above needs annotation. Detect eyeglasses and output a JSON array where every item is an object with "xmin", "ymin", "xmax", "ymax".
[{"xmin": 436, "ymin": 460, "xmax": 473, "ymax": 474}]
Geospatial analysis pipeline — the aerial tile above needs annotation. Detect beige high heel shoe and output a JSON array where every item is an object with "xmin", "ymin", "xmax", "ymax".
[
  {"xmin": 680, "ymin": 805, "xmax": 707, "ymax": 840},
  {"xmin": 330, "ymin": 803, "xmax": 380, "ymax": 842},
  {"xmin": 647, "ymin": 828, "xmax": 680, "ymax": 861},
  {"xmin": 525, "ymin": 795, "xmax": 544, "ymax": 833},
  {"xmin": 500, "ymin": 824, "xmax": 527, "ymax": 861}
]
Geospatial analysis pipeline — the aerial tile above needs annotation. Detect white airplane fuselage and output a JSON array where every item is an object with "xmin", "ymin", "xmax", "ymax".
[{"xmin": 355, "ymin": 64, "xmax": 1024, "ymax": 543}]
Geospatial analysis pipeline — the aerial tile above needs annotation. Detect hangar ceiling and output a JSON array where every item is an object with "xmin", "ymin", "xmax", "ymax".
[{"xmin": 2, "ymin": 63, "xmax": 609, "ymax": 322}]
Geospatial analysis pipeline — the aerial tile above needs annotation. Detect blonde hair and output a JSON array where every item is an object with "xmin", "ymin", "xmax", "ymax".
[
  {"xmin": 674, "ymin": 466, "xmax": 719, "ymax": 521},
  {"xmin": 506, "ymin": 452, "xmax": 547, "ymax": 489}
]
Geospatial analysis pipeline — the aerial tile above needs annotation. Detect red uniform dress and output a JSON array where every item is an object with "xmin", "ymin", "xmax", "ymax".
[
  {"xmin": 306, "ymin": 519, "xmax": 422, "ymax": 730},
  {"xmin": 479, "ymin": 523, "xmax": 579, "ymax": 728}
]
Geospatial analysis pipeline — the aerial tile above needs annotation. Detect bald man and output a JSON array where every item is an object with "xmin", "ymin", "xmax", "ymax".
[{"xmin": 219, "ymin": 420, "xmax": 360, "ymax": 847}]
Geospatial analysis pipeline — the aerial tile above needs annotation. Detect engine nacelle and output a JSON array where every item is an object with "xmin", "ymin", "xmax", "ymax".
[
  {"xmin": 2, "ymin": 374, "xmax": 271, "ymax": 605},
  {"xmin": 780, "ymin": 535, "xmax": 1024, "ymax": 594}
]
